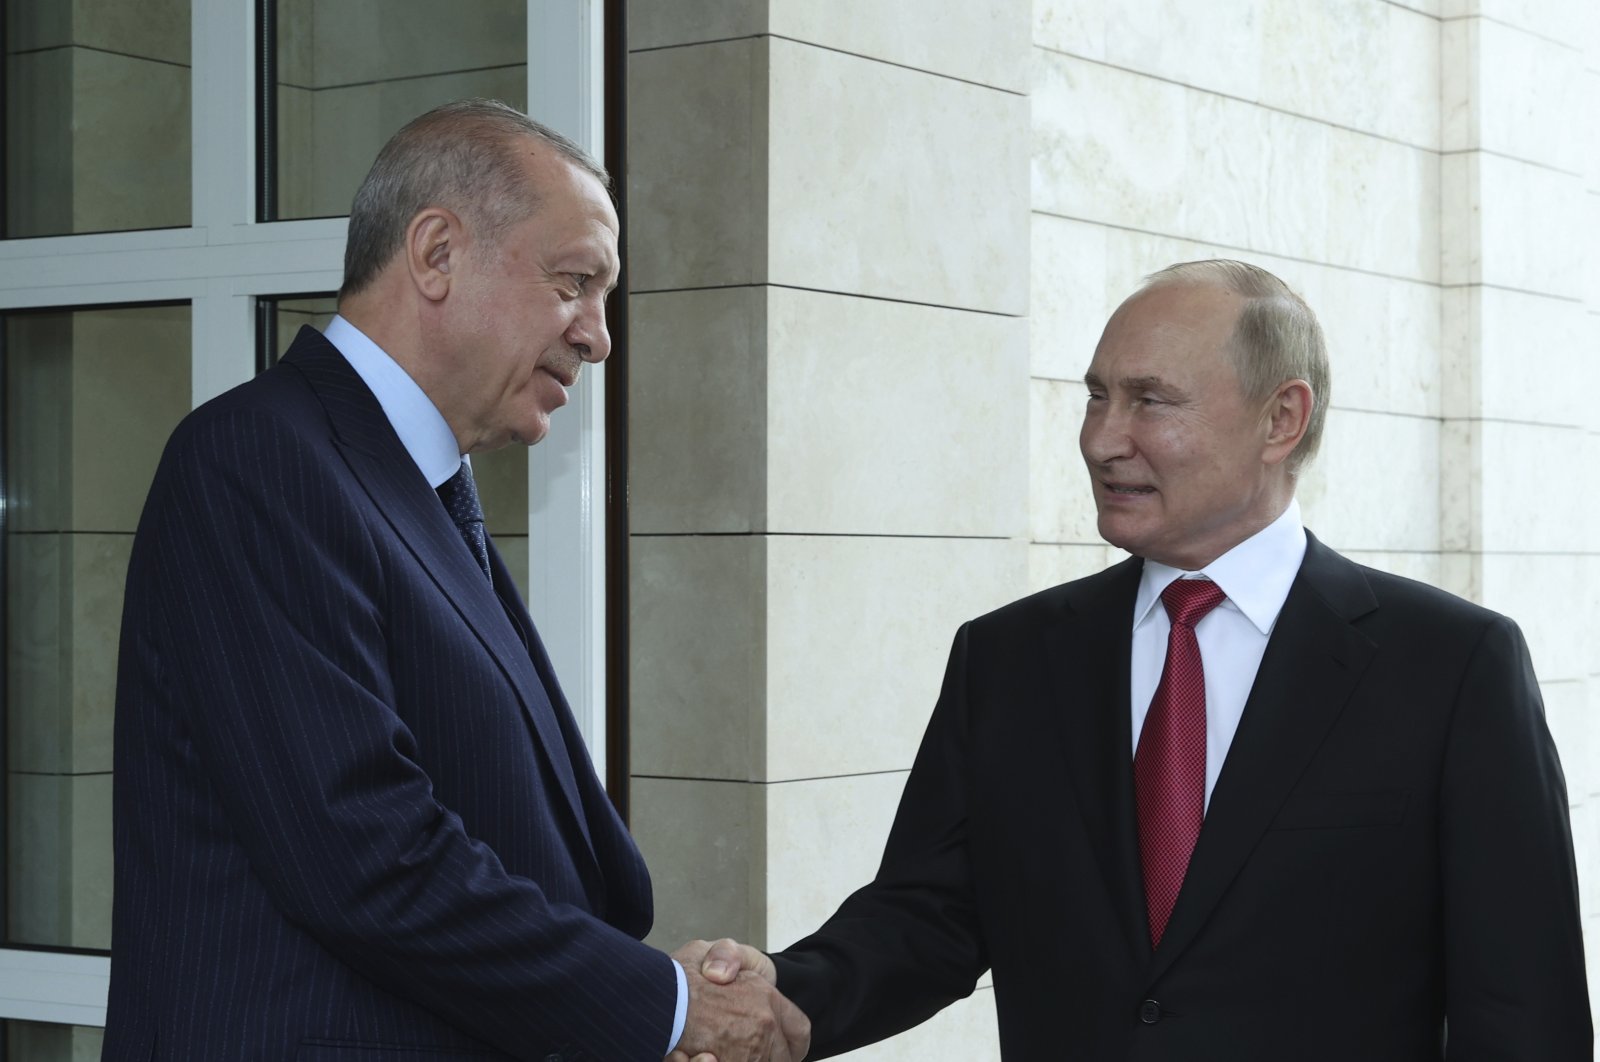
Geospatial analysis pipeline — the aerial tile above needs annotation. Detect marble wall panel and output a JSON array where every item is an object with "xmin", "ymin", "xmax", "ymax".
[
  {"xmin": 69, "ymin": 49, "xmax": 190, "ymax": 234},
  {"xmin": 764, "ymin": 772, "xmax": 908, "ymax": 947},
  {"xmin": 1463, "ymin": 552, "xmax": 1591, "ymax": 682},
  {"xmin": 68, "ymin": 306, "xmax": 191, "ymax": 534},
  {"xmin": 306, "ymin": 0, "xmax": 524, "ymax": 89},
  {"xmin": 302, "ymin": 65, "xmax": 528, "ymax": 222},
  {"xmin": 1445, "ymin": 18, "xmax": 1586, "ymax": 172},
  {"xmin": 628, "ymin": 0, "xmax": 765, "ymax": 52},
  {"xmin": 1030, "ymin": 213, "xmax": 1111, "ymax": 381},
  {"xmin": 8, "ymin": 772, "xmax": 112, "ymax": 949},
  {"xmin": 1296, "ymin": 409, "xmax": 1440, "ymax": 552},
  {"xmin": 630, "ymin": 536, "xmax": 764, "ymax": 781},
  {"xmin": 1034, "ymin": 0, "xmax": 1106, "ymax": 59},
  {"xmin": 764, "ymin": 536, "xmax": 1028, "ymax": 781},
  {"xmin": 1472, "ymin": 154, "xmax": 1585, "ymax": 298},
  {"xmin": 633, "ymin": 777, "xmax": 764, "ymax": 951},
  {"xmin": 1440, "ymin": 287, "xmax": 1587, "ymax": 426},
  {"xmin": 767, "ymin": 40, "xmax": 1029, "ymax": 314},
  {"xmin": 766, "ymin": 289, "xmax": 1029, "ymax": 538},
  {"xmin": 1028, "ymin": 543, "xmax": 1117, "ymax": 594},
  {"xmin": 1473, "ymin": 421, "xmax": 1589, "ymax": 553},
  {"xmin": 1323, "ymin": 123, "xmax": 1440, "ymax": 283},
  {"xmin": 767, "ymin": 0, "xmax": 1031, "ymax": 93},
  {"xmin": 1103, "ymin": 0, "xmax": 1264, "ymax": 103},
  {"xmin": 628, "ymin": 288, "xmax": 767, "ymax": 535},
  {"xmin": 1440, "ymin": 0, "xmax": 1587, "ymax": 43},
  {"xmin": 627, "ymin": 39, "xmax": 766, "ymax": 292},
  {"xmin": 1030, "ymin": 378, "xmax": 1100, "ymax": 545},
  {"xmin": 1338, "ymin": 551, "xmax": 1446, "ymax": 587}
]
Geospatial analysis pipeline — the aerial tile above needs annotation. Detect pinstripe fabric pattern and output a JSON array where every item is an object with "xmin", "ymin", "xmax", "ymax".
[{"xmin": 103, "ymin": 328, "xmax": 672, "ymax": 1062}]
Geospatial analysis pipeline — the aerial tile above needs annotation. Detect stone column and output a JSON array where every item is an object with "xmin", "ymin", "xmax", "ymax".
[
  {"xmin": 625, "ymin": 3, "xmax": 1032, "ymax": 1056},
  {"xmin": 1438, "ymin": 0, "xmax": 1600, "ymax": 986}
]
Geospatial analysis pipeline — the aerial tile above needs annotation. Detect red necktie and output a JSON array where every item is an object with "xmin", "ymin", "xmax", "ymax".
[{"xmin": 1135, "ymin": 578, "xmax": 1227, "ymax": 949}]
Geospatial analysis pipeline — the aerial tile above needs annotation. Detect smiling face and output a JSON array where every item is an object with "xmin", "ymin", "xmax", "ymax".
[
  {"xmin": 432, "ymin": 145, "xmax": 620, "ymax": 452},
  {"xmin": 1079, "ymin": 282, "xmax": 1294, "ymax": 570}
]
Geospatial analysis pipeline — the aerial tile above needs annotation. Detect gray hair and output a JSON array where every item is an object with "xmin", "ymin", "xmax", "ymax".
[
  {"xmin": 1141, "ymin": 259, "xmax": 1330, "ymax": 473},
  {"xmin": 339, "ymin": 98, "xmax": 609, "ymax": 299}
]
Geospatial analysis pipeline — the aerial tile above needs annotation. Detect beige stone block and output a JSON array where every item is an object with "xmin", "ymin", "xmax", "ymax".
[
  {"xmin": 1028, "ymin": 543, "xmax": 1116, "ymax": 594},
  {"xmin": 768, "ymin": 39, "xmax": 1030, "ymax": 314},
  {"xmin": 1476, "ymin": 552, "xmax": 1588, "ymax": 682},
  {"xmin": 5, "ymin": 1023, "xmax": 105, "ymax": 1062},
  {"xmin": 1323, "ymin": 124, "xmax": 1439, "ymax": 282},
  {"xmin": 628, "ymin": 0, "xmax": 764, "ymax": 51},
  {"xmin": 1261, "ymin": 0, "xmax": 1437, "ymax": 147},
  {"xmin": 1030, "ymin": 213, "xmax": 1111, "ymax": 381},
  {"xmin": 303, "ymin": 65, "xmax": 528, "ymax": 221},
  {"xmin": 632, "ymin": 777, "xmax": 764, "ymax": 951},
  {"xmin": 768, "ymin": 0, "xmax": 1031, "ymax": 93},
  {"xmin": 7, "ymin": 0, "xmax": 189, "ymax": 65},
  {"xmin": 629, "ymin": 288, "xmax": 766, "ymax": 534},
  {"xmin": 1544, "ymin": 680, "xmax": 1591, "ymax": 798},
  {"xmin": 1032, "ymin": 50, "xmax": 1187, "ymax": 235},
  {"xmin": 5, "ymin": 50, "xmax": 75, "ymax": 237},
  {"xmin": 69, "ymin": 49, "xmax": 191, "ymax": 233},
  {"xmin": 4, "ymin": 313, "xmax": 72, "ymax": 532},
  {"xmin": 307, "ymin": 0, "xmax": 524, "ymax": 90},
  {"xmin": 766, "ymin": 289, "xmax": 1029, "ymax": 537},
  {"xmin": 765, "ymin": 535, "xmax": 1028, "ymax": 781},
  {"xmin": 1441, "ymin": 286, "xmax": 1587, "ymax": 426},
  {"xmin": 8, "ymin": 772, "xmax": 112, "ymax": 950},
  {"xmin": 1297, "ymin": 409, "xmax": 1440, "ymax": 552},
  {"xmin": 494, "ymin": 534, "xmax": 528, "ymax": 606},
  {"xmin": 630, "ymin": 536, "xmax": 765, "ymax": 781},
  {"xmin": 276, "ymin": 0, "xmax": 316, "ymax": 87},
  {"xmin": 7, "ymin": 533, "xmax": 127, "ymax": 776},
  {"xmin": 1104, "ymin": 0, "xmax": 1264, "ymax": 102},
  {"xmin": 69, "ymin": 305, "xmax": 191, "ymax": 533},
  {"xmin": 274, "ymin": 85, "xmax": 316, "ymax": 220},
  {"xmin": 1034, "ymin": 0, "xmax": 1106, "ymax": 59},
  {"xmin": 832, "ymin": 988, "xmax": 1000, "ymax": 1061},
  {"xmin": 473, "ymin": 446, "xmax": 529, "ymax": 537},
  {"xmin": 1475, "ymin": 422, "xmax": 1589, "ymax": 553},
  {"xmin": 628, "ymin": 39, "xmax": 767, "ymax": 292},
  {"xmin": 764, "ymin": 772, "xmax": 908, "ymax": 947},
  {"xmin": 1338, "ymin": 551, "xmax": 1445, "ymax": 588},
  {"xmin": 1030, "ymin": 378, "xmax": 1099, "ymax": 545}
]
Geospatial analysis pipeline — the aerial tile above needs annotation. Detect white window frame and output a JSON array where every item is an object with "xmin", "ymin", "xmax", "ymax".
[{"xmin": 0, "ymin": 0, "xmax": 609, "ymax": 1030}]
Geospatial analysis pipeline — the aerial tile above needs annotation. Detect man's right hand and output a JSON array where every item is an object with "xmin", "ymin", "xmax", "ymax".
[{"xmin": 665, "ymin": 940, "xmax": 808, "ymax": 1062}]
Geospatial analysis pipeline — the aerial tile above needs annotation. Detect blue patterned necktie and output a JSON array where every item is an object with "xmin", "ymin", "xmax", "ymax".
[{"xmin": 437, "ymin": 459, "xmax": 491, "ymax": 581}]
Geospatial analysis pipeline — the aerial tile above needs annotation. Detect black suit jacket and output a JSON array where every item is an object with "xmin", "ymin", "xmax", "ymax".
[
  {"xmin": 104, "ymin": 328, "xmax": 674, "ymax": 1061},
  {"xmin": 773, "ymin": 536, "xmax": 1590, "ymax": 1060}
]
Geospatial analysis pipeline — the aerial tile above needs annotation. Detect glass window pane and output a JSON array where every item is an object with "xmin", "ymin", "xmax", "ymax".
[
  {"xmin": 266, "ymin": 0, "xmax": 528, "ymax": 221},
  {"xmin": 257, "ymin": 293, "xmax": 337, "ymax": 371},
  {"xmin": 4, "ymin": 304, "xmax": 192, "ymax": 950},
  {"xmin": 3, "ymin": 0, "xmax": 191, "ymax": 238},
  {"xmin": 4, "ymin": 1020, "xmax": 103, "ymax": 1062}
]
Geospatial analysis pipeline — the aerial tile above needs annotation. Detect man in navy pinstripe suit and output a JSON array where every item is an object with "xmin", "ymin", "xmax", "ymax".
[{"xmin": 104, "ymin": 100, "xmax": 808, "ymax": 1062}]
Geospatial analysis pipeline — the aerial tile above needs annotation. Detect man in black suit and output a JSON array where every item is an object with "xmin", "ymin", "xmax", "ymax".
[
  {"xmin": 104, "ymin": 99, "xmax": 806, "ymax": 1062},
  {"xmin": 692, "ymin": 260, "xmax": 1590, "ymax": 1059}
]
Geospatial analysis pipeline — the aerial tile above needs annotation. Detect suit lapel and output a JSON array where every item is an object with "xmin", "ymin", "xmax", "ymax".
[
  {"xmin": 279, "ymin": 329, "xmax": 598, "ymax": 868},
  {"xmin": 1147, "ymin": 534, "xmax": 1377, "ymax": 981},
  {"xmin": 1048, "ymin": 556, "xmax": 1151, "ymax": 964}
]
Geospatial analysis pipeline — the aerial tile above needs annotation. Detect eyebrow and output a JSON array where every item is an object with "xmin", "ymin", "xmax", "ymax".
[{"xmin": 1083, "ymin": 372, "xmax": 1172, "ymax": 392}]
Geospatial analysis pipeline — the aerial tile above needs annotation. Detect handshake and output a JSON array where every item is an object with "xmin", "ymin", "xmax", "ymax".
[{"xmin": 665, "ymin": 938, "xmax": 810, "ymax": 1062}]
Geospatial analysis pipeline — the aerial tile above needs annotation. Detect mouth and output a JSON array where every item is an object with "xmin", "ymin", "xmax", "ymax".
[
  {"xmin": 1102, "ymin": 481, "xmax": 1156, "ymax": 496},
  {"xmin": 543, "ymin": 366, "xmax": 580, "ymax": 388}
]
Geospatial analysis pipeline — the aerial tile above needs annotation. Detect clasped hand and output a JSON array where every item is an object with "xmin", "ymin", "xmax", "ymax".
[{"xmin": 665, "ymin": 938, "xmax": 808, "ymax": 1062}]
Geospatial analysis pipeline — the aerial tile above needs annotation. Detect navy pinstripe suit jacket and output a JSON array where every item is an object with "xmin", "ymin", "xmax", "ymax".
[{"xmin": 104, "ymin": 328, "xmax": 673, "ymax": 1061}]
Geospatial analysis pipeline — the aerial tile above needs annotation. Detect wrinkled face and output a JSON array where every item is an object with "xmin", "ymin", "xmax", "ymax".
[
  {"xmin": 1079, "ymin": 283, "xmax": 1279, "ymax": 570},
  {"xmin": 447, "ymin": 151, "xmax": 619, "ymax": 451}
]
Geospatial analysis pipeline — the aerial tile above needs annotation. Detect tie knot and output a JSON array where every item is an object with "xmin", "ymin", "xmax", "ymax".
[
  {"xmin": 1161, "ymin": 578, "xmax": 1226, "ymax": 628},
  {"xmin": 437, "ymin": 461, "xmax": 484, "ymax": 525}
]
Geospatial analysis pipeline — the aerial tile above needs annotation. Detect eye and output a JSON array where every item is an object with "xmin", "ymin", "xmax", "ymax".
[
  {"xmin": 569, "ymin": 273, "xmax": 592, "ymax": 291},
  {"xmin": 1085, "ymin": 391, "xmax": 1106, "ymax": 404}
]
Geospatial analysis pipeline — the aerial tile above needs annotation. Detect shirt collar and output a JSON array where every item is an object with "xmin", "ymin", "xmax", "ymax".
[
  {"xmin": 322, "ymin": 315, "xmax": 463, "ymax": 489},
  {"xmin": 1132, "ymin": 499, "xmax": 1308, "ymax": 636}
]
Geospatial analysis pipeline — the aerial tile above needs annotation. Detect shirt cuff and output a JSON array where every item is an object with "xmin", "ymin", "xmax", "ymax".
[{"xmin": 667, "ymin": 958, "xmax": 689, "ymax": 1054}]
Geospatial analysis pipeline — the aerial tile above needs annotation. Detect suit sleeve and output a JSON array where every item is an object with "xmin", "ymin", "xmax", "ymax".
[
  {"xmin": 1440, "ymin": 614, "xmax": 1592, "ymax": 1059},
  {"xmin": 134, "ymin": 408, "xmax": 675, "ymax": 1061},
  {"xmin": 771, "ymin": 622, "xmax": 990, "ymax": 1058}
]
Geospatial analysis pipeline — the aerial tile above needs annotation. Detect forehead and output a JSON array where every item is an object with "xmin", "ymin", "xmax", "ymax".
[{"xmin": 1088, "ymin": 282, "xmax": 1242, "ymax": 379}]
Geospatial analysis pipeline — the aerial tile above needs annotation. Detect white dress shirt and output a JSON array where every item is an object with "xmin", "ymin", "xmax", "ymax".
[
  {"xmin": 320, "ymin": 317, "xmax": 691, "ymax": 1053},
  {"xmin": 1129, "ymin": 500, "xmax": 1308, "ymax": 810}
]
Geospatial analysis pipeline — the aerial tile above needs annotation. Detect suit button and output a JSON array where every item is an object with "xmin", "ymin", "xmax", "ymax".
[{"xmin": 1139, "ymin": 999, "xmax": 1162, "ymax": 1024}]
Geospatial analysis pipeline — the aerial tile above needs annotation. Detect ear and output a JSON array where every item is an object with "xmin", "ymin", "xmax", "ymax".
[
  {"xmin": 1261, "ymin": 379, "xmax": 1314, "ymax": 467},
  {"xmin": 405, "ymin": 208, "xmax": 460, "ymax": 303}
]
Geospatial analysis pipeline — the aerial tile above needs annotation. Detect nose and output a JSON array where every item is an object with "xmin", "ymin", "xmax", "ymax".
[
  {"xmin": 1079, "ymin": 399, "xmax": 1135, "ymax": 466},
  {"xmin": 566, "ymin": 296, "xmax": 612, "ymax": 363}
]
